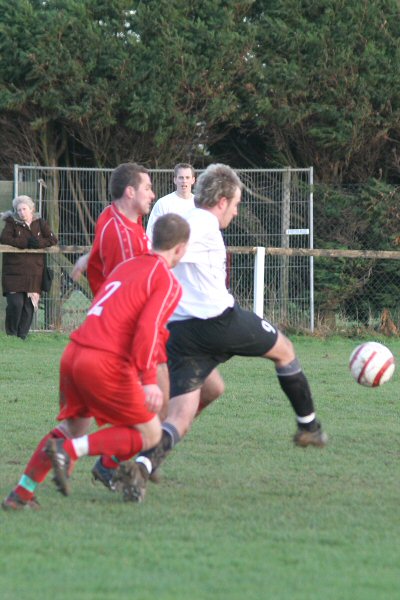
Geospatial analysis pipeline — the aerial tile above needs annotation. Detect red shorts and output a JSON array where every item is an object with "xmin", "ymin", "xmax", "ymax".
[{"xmin": 57, "ymin": 342, "xmax": 155, "ymax": 427}]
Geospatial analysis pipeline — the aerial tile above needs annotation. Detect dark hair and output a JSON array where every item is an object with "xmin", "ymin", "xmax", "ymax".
[
  {"xmin": 152, "ymin": 213, "xmax": 190, "ymax": 250},
  {"xmin": 109, "ymin": 163, "xmax": 149, "ymax": 200},
  {"xmin": 194, "ymin": 163, "xmax": 242, "ymax": 209},
  {"xmin": 174, "ymin": 163, "xmax": 195, "ymax": 178}
]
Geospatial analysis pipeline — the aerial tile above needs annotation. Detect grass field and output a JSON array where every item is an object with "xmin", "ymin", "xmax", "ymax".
[{"xmin": 1, "ymin": 332, "xmax": 399, "ymax": 600}]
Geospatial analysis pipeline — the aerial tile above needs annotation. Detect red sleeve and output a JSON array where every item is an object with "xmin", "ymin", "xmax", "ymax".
[
  {"xmin": 87, "ymin": 216, "xmax": 121, "ymax": 295},
  {"xmin": 87, "ymin": 212, "xmax": 106, "ymax": 295},
  {"xmin": 132, "ymin": 264, "xmax": 181, "ymax": 384},
  {"xmin": 87, "ymin": 239, "xmax": 104, "ymax": 296}
]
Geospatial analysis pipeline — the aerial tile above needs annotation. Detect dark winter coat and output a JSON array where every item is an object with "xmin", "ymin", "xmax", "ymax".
[{"xmin": 0, "ymin": 212, "xmax": 58, "ymax": 294}]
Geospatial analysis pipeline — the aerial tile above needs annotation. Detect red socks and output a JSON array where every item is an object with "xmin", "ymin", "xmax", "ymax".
[
  {"xmin": 88, "ymin": 427, "xmax": 143, "ymax": 457},
  {"xmin": 15, "ymin": 428, "xmax": 69, "ymax": 501},
  {"xmin": 14, "ymin": 426, "xmax": 143, "ymax": 502},
  {"xmin": 63, "ymin": 426, "xmax": 143, "ymax": 461}
]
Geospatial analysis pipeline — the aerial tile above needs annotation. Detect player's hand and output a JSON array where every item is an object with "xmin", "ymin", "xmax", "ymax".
[
  {"xmin": 143, "ymin": 384, "xmax": 163, "ymax": 413},
  {"xmin": 71, "ymin": 253, "xmax": 89, "ymax": 281}
]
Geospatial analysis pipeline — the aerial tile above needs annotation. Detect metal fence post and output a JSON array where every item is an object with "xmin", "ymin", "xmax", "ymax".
[
  {"xmin": 13, "ymin": 164, "xmax": 19, "ymax": 198},
  {"xmin": 253, "ymin": 246, "xmax": 265, "ymax": 318},
  {"xmin": 309, "ymin": 166, "xmax": 314, "ymax": 333}
]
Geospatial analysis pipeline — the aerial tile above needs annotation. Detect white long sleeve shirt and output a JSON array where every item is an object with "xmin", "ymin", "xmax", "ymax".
[
  {"xmin": 146, "ymin": 192, "xmax": 195, "ymax": 241},
  {"xmin": 170, "ymin": 208, "xmax": 234, "ymax": 321}
]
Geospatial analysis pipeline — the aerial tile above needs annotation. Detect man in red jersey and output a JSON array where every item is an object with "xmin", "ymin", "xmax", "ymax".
[
  {"xmin": 71, "ymin": 162, "xmax": 153, "ymax": 290},
  {"xmin": 86, "ymin": 163, "xmax": 153, "ymax": 294},
  {"xmin": 2, "ymin": 214, "xmax": 190, "ymax": 510},
  {"xmin": 71, "ymin": 163, "xmax": 169, "ymax": 386},
  {"xmin": 71, "ymin": 163, "xmax": 169, "ymax": 483}
]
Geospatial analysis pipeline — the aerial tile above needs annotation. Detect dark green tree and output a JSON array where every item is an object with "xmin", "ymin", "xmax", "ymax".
[
  {"xmin": 213, "ymin": 0, "xmax": 400, "ymax": 183},
  {"xmin": 0, "ymin": 0, "xmax": 255, "ymax": 171},
  {"xmin": 3, "ymin": 0, "xmax": 400, "ymax": 184}
]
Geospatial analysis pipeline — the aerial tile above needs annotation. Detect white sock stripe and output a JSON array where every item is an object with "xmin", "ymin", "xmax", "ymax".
[
  {"xmin": 71, "ymin": 436, "xmax": 89, "ymax": 458},
  {"xmin": 136, "ymin": 456, "xmax": 152, "ymax": 475},
  {"xmin": 297, "ymin": 412, "xmax": 316, "ymax": 424}
]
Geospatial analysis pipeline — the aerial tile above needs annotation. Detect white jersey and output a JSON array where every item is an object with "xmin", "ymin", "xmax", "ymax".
[
  {"xmin": 146, "ymin": 192, "xmax": 195, "ymax": 241},
  {"xmin": 170, "ymin": 207, "xmax": 234, "ymax": 321}
]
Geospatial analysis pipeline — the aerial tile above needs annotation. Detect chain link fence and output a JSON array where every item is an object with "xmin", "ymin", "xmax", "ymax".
[
  {"xmin": 312, "ymin": 181, "xmax": 400, "ymax": 333},
  {"xmin": 1, "ymin": 166, "xmax": 399, "ymax": 335}
]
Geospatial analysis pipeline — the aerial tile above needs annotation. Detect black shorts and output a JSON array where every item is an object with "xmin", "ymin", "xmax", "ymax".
[{"xmin": 167, "ymin": 303, "xmax": 279, "ymax": 397}]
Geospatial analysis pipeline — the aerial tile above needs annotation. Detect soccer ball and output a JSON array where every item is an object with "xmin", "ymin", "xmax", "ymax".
[{"xmin": 349, "ymin": 341, "xmax": 395, "ymax": 387}]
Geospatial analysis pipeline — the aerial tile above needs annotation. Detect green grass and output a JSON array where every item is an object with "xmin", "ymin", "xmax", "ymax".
[{"xmin": 1, "ymin": 333, "xmax": 399, "ymax": 600}]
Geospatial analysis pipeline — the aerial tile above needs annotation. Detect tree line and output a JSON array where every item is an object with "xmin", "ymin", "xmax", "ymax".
[{"xmin": 1, "ymin": 0, "xmax": 400, "ymax": 185}]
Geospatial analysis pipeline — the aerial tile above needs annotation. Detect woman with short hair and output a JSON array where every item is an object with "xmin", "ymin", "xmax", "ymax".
[{"xmin": 0, "ymin": 195, "xmax": 58, "ymax": 339}]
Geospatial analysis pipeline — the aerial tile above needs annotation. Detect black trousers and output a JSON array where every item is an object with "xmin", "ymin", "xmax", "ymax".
[{"xmin": 5, "ymin": 292, "xmax": 34, "ymax": 339}]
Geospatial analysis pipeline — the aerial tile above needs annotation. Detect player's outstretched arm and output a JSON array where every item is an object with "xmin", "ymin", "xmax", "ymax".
[{"xmin": 71, "ymin": 252, "xmax": 90, "ymax": 281}]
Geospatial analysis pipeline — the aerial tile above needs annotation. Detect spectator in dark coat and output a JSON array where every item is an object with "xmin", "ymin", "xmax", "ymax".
[{"xmin": 0, "ymin": 195, "xmax": 58, "ymax": 339}]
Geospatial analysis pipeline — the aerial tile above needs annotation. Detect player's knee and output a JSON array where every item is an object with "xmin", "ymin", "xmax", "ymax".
[
  {"xmin": 281, "ymin": 335, "xmax": 296, "ymax": 361},
  {"xmin": 265, "ymin": 331, "xmax": 296, "ymax": 364}
]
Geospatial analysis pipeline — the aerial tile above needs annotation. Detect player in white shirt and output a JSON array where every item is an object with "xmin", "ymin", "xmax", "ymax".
[
  {"xmin": 146, "ymin": 163, "xmax": 196, "ymax": 241},
  {"xmin": 127, "ymin": 164, "xmax": 328, "ymax": 502},
  {"xmin": 171, "ymin": 207, "xmax": 234, "ymax": 320}
]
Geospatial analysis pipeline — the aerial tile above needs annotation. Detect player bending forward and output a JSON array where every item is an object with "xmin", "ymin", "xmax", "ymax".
[
  {"xmin": 2, "ymin": 214, "xmax": 190, "ymax": 510},
  {"xmin": 126, "ymin": 163, "xmax": 328, "ymax": 502}
]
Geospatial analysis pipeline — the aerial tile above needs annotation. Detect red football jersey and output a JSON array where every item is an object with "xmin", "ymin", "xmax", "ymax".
[
  {"xmin": 87, "ymin": 203, "xmax": 150, "ymax": 295},
  {"xmin": 71, "ymin": 254, "xmax": 181, "ymax": 384}
]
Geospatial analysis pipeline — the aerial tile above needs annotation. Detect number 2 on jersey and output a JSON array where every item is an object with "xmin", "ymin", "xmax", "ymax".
[{"xmin": 87, "ymin": 281, "xmax": 121, "ymax": 317}]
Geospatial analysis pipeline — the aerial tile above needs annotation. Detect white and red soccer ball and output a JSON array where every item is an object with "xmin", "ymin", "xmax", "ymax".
[{"xmin": 349, "ymin": 341, "xmax": 395, "ymax": 387}]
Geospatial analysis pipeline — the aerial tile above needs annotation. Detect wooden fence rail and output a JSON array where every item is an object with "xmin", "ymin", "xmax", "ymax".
[{"xmin": 2, "ymin": 245, "xmax": 400, "ymax": 260}]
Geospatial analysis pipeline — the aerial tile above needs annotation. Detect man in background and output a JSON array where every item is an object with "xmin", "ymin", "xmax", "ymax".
[{"xmin": 145, "ymin": 163, "xmax": 196, "ymax": 241}]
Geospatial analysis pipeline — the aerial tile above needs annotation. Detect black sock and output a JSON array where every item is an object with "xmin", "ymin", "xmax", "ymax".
[
  {"xmin": 162, "ymin": 422, "xmax": 180, "ymax": 448},
  {"xmin": 136, "ymin": 422, "xmax": 181, "ymax": 474},
  {"xmin": 276, "ymin": 358, "xmax": 316, "ymax": 429}
]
